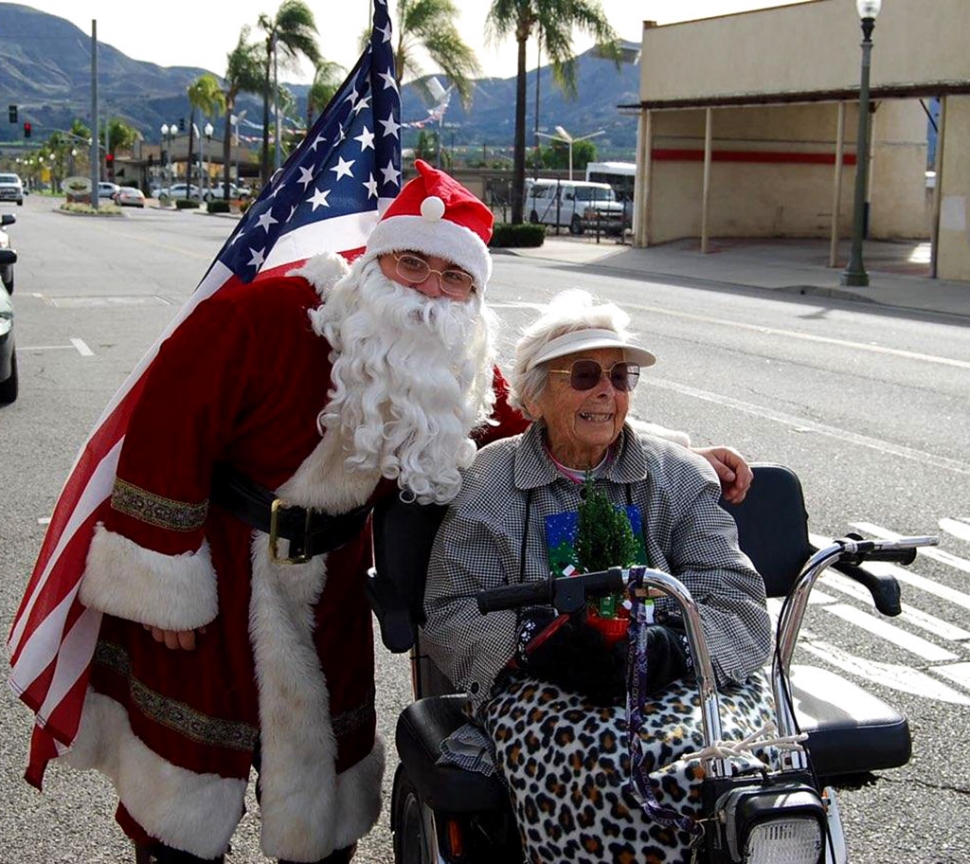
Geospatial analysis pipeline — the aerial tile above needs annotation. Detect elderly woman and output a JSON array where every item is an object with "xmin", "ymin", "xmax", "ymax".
[{"xmin": 422, "ymin": 289, "xmax": 774, "ymax": 863}]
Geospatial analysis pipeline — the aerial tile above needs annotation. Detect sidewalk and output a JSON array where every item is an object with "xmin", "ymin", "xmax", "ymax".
[{"xmin": 504, "ymin": 235, "xmax": 970, "ymax": 320}]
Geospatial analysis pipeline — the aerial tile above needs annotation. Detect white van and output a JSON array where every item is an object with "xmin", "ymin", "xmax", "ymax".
[{"xmin": 525, "ymin": 179, "xmax": 626, "ymax": 235}]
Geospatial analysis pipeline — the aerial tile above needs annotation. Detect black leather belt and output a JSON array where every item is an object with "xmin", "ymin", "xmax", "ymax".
[{"xmin": 211, "ymin": 464, "xmax": 373, "ymax": 564}]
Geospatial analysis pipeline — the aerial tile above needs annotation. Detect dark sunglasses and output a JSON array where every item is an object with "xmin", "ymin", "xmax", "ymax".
[{"xmin": 549, "ymin": 360, "xmax": 641, "ymax": 392}]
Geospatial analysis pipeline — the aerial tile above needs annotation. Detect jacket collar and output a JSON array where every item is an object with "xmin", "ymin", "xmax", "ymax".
[{"xmin": 513, "ymin": 422, "xmax": 647, "ymax": 490}]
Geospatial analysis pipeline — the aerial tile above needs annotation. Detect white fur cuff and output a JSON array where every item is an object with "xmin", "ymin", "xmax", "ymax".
[
  {"xmin": 291, "ymin": 251, "xmax": 351, "ymax": 299},
  {"xmin": 80, "ymin": 524, "xmax": 218, "ymax": 630},
  {"xmin": 64, "ymin": 690, "xmax": 245, "ymax": 859}
]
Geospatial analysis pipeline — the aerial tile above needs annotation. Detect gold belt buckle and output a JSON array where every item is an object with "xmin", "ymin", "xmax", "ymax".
[{"xmin": 269, "ymin": 498, "xmax": 312, "ymax": 565}]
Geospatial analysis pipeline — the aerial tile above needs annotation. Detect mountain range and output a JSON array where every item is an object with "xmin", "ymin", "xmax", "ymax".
[{"xmin": 0, "ymin": 3, "xmax": 641, "ymax": 159}]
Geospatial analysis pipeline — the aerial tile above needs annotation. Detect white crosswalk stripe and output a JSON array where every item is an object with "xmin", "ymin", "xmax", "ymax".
[
  {"xmin": 775, "ymin": 524, "xmax": 970, "ymax": 705},
  {"xmin": 852, "ymin": 521, "xmax": 970, "ymax": 575}
]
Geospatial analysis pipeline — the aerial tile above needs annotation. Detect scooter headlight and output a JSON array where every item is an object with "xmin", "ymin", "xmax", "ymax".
[{"xmin": 719, "ymin": 784, "xmax": 826, "ymax": 864}]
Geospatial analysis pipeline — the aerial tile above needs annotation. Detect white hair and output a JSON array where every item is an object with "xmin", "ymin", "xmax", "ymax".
[
  {"xmin": 309, "ymin": 257, "xmax": 497, "ymax": 504},
  {"xmin": 509, "ymin": 288, "xmax": 636, "ymax": 420}
]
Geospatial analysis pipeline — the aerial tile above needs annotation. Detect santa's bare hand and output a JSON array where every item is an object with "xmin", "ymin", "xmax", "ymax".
[
  {"xmin": 693, "ymin": 446, "xmax": 753, "ymax": 504},
  {"xmin": 144, "ymin": 624, "xmax": 206, "ymax": 651}
]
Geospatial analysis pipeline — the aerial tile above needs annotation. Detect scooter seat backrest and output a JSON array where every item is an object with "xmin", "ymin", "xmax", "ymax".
[
  {"xmin": 721, "ymin": 463, "xmax": 814, "ymax": 599},
  {"xmin": 371, "ymin": 496, "xmax": 447, "ymax": 627}
]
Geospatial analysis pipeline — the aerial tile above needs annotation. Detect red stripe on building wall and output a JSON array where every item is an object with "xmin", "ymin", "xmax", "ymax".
[{"xmin": 652, "ymin": 148, "xmax": 857, "ymax": 165}]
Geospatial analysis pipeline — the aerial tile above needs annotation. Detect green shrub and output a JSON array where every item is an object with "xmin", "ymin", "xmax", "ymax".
[
  {"xmin": 175, "ymin": 198, "xmax": 200, "ymax": 210},
  {"xmin": 207, "ymin": 200, "xmax": 231, "ymax": 214},
  {"xmin": 58, "ymin": 202, "xmax": 122, "ymax": 216},
  {"xmin": 489, "ymin": 223, "xmax": 545, "ymax": 248}
]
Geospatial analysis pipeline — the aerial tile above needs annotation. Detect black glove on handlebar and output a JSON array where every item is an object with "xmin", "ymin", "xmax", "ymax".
[
  {"xmin": 522, "ymin": 614, "xmax": 627, "ymax": 706},
  {"xmin": 641, "ymin": 624, "xmax": 691, "ymax": 696},
  {"xmin": 519, "ymin": 612, "xmax": 691, "ymax": 705}
]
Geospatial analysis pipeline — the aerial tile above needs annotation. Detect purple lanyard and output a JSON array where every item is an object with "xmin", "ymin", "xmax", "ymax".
[{"xmin": 625, "ymin": 566, "xmax": 703, "ymax": 838}]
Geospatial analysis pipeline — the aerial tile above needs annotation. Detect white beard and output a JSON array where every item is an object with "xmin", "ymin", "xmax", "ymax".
[{"xmin": 309, "ymin": 259, "xmax": 497, "ymax": 505}]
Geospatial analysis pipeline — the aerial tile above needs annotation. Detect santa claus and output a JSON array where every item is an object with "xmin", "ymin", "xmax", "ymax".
[{"xmin": 61, "ymin": 161, "xmax": 520, "ymax": 863}]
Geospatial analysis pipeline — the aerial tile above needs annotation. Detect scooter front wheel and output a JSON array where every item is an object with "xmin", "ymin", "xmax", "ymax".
[{"xmin": 391, "ymin": 765, "xmax": 434, "ymax": 864}]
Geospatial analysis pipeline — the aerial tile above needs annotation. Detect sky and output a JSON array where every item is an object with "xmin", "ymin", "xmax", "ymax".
[{"xmin": 8, "ymin": 0, "xmax": 807, "ymax": 84}]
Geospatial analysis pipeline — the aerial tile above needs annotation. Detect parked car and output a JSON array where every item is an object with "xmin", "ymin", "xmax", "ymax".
[
  {"xmin": 1, "ymin": 211, "xmax": 15, "ymax": 293},
  {"xmin": 527, "ymin": 179, "xmax": 626, "ymax": 235},
  {"xmin": 97, "ymin": 181, "xmax": 122, "ymax": 201},
  {"xmin": 0, "ymin": 172, "xmax": 24, "ymax": 206},
  {"xmin": 0, "ymin": 213, "xmax": 18, "ymax": 403},
  {"xmin": 160, "ymin": 183, "xmax": 202, "ymax": 201},
  {"xmin": 115, "ymin": 186, "xmax": 146, "ymax": 208},
  {"xmin": 203, "ymin": 182, "xmax": 252, "ymax": 202}
]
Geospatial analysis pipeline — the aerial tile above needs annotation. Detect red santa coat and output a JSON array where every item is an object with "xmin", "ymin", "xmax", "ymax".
[{"xmin": 65, "ymin": 258, "xmax": 526, "ymax": 860}]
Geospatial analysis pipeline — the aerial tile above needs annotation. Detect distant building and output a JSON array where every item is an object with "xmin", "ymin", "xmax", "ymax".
[{"xmin": 628, "ymin": 0, "xmax": 970, "ymax": 282}]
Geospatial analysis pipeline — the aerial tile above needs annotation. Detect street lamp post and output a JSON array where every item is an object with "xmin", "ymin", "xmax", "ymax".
[
  {"xmin": 841, "ymin": 0, "xmax": 882, "ymax": 288},
  {"xmin": 537, "ymin": 125, "xmax": 605, "ymax": 180},
  {"xmin": 203, "ymin": 121, "xmax": 214, "ymax": 196},
  {"xmin": 160, "ymin": 123, "xmax": 177, "ymax": 185}
]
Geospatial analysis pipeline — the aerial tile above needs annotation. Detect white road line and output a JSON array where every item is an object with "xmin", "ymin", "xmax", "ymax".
[
  {"xmin": 24, "ymin": 344, "xmax": 80, "ymax": 351},
  {"xmin": 933, "ymin": 663, "xmax": 970, "ymax": 691},
  {"xmin": 821, "ymin": 570, "xmax": 970, "ymax": 642},
  {"xmin": 852, "ymin": 522, "xmax": 970, "ymax": 575},
  {"xmin": 798, "ymin": 630, "xmax": 970, "ymax": 705},
  {"xmin": 939, "ymin": 517, "xmax": 970, "ymax": 544},
  {"xmin": 23, "ymin": 339, "xmax": 94, "ymax": 355},
  {"xmin": 625, "ymin": 301, "xmax": 970, "ymax": 370},
  {"xmin": 822, "ymin": 603, "xmax": 959, "ymax": 662},
  {"xmin": 811, "ymin": 530, "xmax": 970, "ymax": 612},
  {"xmin": 768, "ymin": 591, "xmax": 836, "ymax": 619},
  {"xmin": 38, "ymin": 517, "xmax": 51, "ymax": 526},
  {"xmin": 648, "ymin": 377, "xmax": 970, "ymax": 476}
]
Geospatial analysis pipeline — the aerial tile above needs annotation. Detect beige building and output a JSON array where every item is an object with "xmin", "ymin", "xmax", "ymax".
[{"xmin": 630, "ymin": 0, "xmax": 970, "ymax": 281}]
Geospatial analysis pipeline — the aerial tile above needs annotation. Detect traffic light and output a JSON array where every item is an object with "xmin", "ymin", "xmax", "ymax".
[
  {"xmin": 105, "ymin": 152, "xmax": 114, "ymax": 179},
  {"xmin": 23, "ymin": 121, "xmax": 31, "ymax": 139},
  {"xmin": 8, "ymin": 105, "xmax": 16, "ymax": 123},
  {"xmin": 179, "ymin": 117, "xmax": 185, "ymax": 132}
]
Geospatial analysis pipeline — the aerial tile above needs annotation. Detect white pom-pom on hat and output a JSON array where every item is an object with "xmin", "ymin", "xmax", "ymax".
[{"xmin": 420, "ymin": 195, "xmax": 446, "ymax": 221}]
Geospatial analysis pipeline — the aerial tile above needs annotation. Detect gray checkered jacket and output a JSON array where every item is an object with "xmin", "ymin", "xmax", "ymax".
[{"xmin": 422, "ymin": 423, "xmax": 771, "ymax": 708}]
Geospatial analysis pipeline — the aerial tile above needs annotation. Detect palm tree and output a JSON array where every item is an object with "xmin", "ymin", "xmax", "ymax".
[
  {"xmin": 257, "ymin": 0, "xmax": 320, "ymax": 185},
  {"xmin": 306, "ymin": 59, "xmax": 345, "ymax": 128},
  {"xmin": 221, "ymin": 29, "xmax": 264, "ymax": 199},
  {"xmin": 390, "ymin": 0, "xmax": 481, "ymax": 110},
  {"xmin": 186, "ymin": 74, "xmax": 227, "ymax": 200},
  {"xmin": 486, "ymin": 0, "xmax": 618, "ymax": 223},
  {"xmin": 104, "ymin": 118, "xmax": 138, "ymax": 184}
]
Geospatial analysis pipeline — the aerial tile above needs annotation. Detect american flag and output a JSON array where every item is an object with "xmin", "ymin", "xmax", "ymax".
[{"xmin": 7, "ymin": 0, "xmax": 401, "ymax": 787}]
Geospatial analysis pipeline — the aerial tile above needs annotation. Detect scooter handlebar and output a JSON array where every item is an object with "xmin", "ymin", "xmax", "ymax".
[{"xmin": 476, "ymin": 568, "xmax": 626, "ymax": 615}]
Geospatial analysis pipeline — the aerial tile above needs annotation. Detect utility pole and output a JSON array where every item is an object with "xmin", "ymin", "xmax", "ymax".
[
  {"xmin": 90, "ymin": 20, "xmax": 99, "ymax": 208},
  {"xmin": 273, "ymin": 34, "xmax": 282, "ymax": 173}
]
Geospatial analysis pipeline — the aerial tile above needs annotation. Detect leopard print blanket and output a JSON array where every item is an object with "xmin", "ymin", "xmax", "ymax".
[{"xmin": 483, "ymin": 672, "xmax": 776, "ymax": 864}]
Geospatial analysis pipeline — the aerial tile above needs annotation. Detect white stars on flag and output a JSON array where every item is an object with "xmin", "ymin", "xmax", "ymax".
[
  {"xmin": 298, "ymin": 166, "xmax": 315, "ymax": 189},
  {"xmin": 306, "ymin": 187, "xmax": 331, "ymax": 211},
  {"xmin": 354, "ymin": 126, "xmax": 375, "ymax": 151},
  {"xmin": 381, "ymin": 159, "xmax": 401, "ymax": 187},
  {"xmin": 380, "ymin": 111, "xmax": 400, "ymax": 139},
  {"xmin": 378, "ymin": 70, "xmax": 398, "ymax": 93},
  {"xmin": 363, "ymin": 173, "xmax": 378, "ymax": 199},
  {"xmin": 255, "ymin": 210, "xmax": 279, "ymax": 233},
  {"xmin": 330, "ymin": 157, "xmax": 356, "ymax": 181}
]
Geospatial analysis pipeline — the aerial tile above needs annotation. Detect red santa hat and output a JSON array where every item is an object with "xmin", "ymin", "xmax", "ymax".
[{"xmin": 361, "ymin": 159, "xmax": 494, "ymax": 291}]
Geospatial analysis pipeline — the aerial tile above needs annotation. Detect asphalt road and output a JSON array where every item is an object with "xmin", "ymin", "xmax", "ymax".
[{"xmin": 1, "ymin": 194, "xmax": 968, "ymax": 863}]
